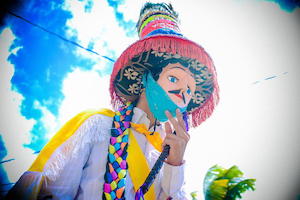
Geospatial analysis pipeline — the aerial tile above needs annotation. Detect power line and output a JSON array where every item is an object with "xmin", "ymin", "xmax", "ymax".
[
  {"xmin": 0, "ymin": 159, "xmax": 15, "ymax": 164},
  {"xmin": 0, "ymin": 183, "xmax": 14, "ymax": 186},
  {"xmin": 252, "ymin": 71, "xmax": 288, "ymax": 85},
  {"xmin": 6, "ymin": 9, "xmax": 115, "ymax": 63}
]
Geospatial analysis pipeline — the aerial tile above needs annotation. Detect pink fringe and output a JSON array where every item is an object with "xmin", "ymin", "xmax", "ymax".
[{"xmin": 109, "ymin": 35, "xmax": 220, "ymax": 128}]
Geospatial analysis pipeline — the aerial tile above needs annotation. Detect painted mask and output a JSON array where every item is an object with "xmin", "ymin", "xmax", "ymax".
[{"xmin": 144, "ymin": 63, "xmax": 196, "ymax": 122}]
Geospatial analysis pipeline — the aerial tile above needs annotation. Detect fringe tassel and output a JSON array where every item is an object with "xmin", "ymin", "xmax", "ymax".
[
  {"xmin": 109, "ymin": 35, "xmax": 220, "ymax": 127},
  {"xmin": 191, "ymin": 83, "xmax": 219, "ymax": 127},
  {"xmin": 42, "ymin": 115, "xmax": 112, "ymax": 181}
]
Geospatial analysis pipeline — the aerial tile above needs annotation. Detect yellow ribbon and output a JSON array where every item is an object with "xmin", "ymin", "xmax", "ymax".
[
  {"xmin": 130, "ymin": 122, "xmax": 163, "ymax": 152},
  {"xmin": 127, "ymin": 128, "xmax": 156, "ymax": 200}
]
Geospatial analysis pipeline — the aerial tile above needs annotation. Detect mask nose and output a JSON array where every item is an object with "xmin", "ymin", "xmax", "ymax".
[
  {"xmin": 182, "ymin": 82, "xmax": 192, "ymax": 105},
  {"xmin": 181, "ymin": 91, "xmax": 186, "ymax": 104}
]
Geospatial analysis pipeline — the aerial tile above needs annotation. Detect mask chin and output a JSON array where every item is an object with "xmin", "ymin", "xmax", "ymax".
[{"xmin": 143, "ymin": 73, "xmax": 186, "ymax": 122}]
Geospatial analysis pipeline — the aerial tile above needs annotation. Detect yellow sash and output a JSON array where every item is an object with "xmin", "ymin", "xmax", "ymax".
[
  {"xmin": 130, "ymin": 122, "xmax": 163, "ymax": 152},
  {"xmin": 127, "ymin": 128, "xmax": 156, "ymax": 199},
  {"xmin": 27, "ymin": 109, "xmax": 156, "ymax": 199}
]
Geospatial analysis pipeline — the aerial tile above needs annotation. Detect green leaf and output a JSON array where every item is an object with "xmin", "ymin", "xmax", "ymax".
[
  {"xmin": 228, "ymin": 177, "xmax": 245, "ymax": 190},
  {"xmin": 203, "ymin": 165, "xmax": 228, "ymax": 194},
  {"xmin": 205, "ymin": 179, "xmax": 229, "ymax": 200},
  {"xmin": 223, "ymin": 165, "xmax": 243, "ymax": 180},
  {"xmin": 191, "ymin": 191, "xmax": 198, "ymax": 200},
  {"xmin": 203, "ymin": 165, "xmax": 256, "ymax": 200},
  {"xmin": 226, "ymin": 179, "xmax": 256, "ymax": 200}
]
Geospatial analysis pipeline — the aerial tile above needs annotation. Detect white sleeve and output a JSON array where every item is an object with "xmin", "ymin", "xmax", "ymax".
[
  {"xmin": 6, "ymin": 114, "xmax": 111, "ymax": 200},
  {"xmin": 38, "ymin": 114, "xmax": 111, "ymax": 199},
  {"xmin": 159, "ymin": 161, "xmax": 190, "ymax": 200},
  {"xmin": 37, "ymin": 141, "xmax": 91, "ymax": 199}
]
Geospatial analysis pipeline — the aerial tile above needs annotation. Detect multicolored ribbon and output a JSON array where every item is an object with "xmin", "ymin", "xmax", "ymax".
[{"xmin": 103, "ymin": 102, "xmax": 134, "ymax": 200}]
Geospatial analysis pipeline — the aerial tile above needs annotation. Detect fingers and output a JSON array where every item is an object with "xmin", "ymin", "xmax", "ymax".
[
  {"xmin": 164, "ymin": 121, "xmax": 172, "ymax": 135},
  {"xmin": 163, "ymin": 122, "xmax": 189, "ymax": 144},
  {"xmin": 162, "ymin": 110, "xmax": 190, "ymax": 166},
  {"xmin": 162, "ymin": 134, "xmax": 186, "ymax": 150},
  {"xmin": 161, "ymin": 133, "xmax": 187, "ymax": 166},
  {"xmin": 165, "ymin": 109, "xmax": 190, "ymax": 142},
  {"xmin": 175, "ymin": 108, "xmax": 185, "ymax": 130},
  {"xmin": 165, "ymin": 110, "xmax": 179, "ymax": 131},
  {"xmin": 165, "ymin": 109, "xmax": 185, "ymax": 130}
]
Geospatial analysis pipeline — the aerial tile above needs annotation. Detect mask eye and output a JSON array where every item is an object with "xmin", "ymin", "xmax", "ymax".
[
  {"xmin": 168, "ymin": 76, "xmax": 178, "ymax": 83},
  {"xmin": 187, "ymin": 88, "xmax": 191, "ymax": 95}
]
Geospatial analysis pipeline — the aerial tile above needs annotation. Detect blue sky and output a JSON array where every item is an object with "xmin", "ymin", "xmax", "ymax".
[
  {"xmin": 1, "ymin": 0, "xmax": 137, "ymax": 151},
  {"xmin": 0, "ymin": 0, "xmax": 299, "ymax": 199},
  {"xmin": 10, "ymin": 1, "xmax": 78, "ymax": 150},
  {"xmin": 268, "ymin": 0, "xmax": 300, "ymax": 12}
]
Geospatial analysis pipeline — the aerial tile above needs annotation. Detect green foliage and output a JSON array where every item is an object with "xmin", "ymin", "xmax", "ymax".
[
  {"xmin": 203, "ymin": 165, "xmax": 256, "ymax": 200},
  {"xmin": 226, "ymin": 179, "xmax": 256, "ymax": 200},
  {"xmin": 205, "ymin": 179, "xmax": 229, "ymax": 200},
  {"xmin": 191, "ymin": 191, "xmax": 198, "ymax": 200},
  {"xmin": 223, "ymin": 166, "xmax": 243, "ymax": 179},
  {"xmin": 203, "ymin": 165, "xmax": 227, "ymax": 194}
]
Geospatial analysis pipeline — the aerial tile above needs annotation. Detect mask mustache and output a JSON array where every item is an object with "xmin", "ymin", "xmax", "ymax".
[
  {"xmin": 168, "ymin": 89, "xmax": 181, "ymax": 94},
  {"xmin": 168, "ymin": 90, "xmax": 186, "ymax": 104}
]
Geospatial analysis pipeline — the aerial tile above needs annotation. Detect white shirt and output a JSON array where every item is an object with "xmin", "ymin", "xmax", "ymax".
[{"xmin": 10, "ymin": 108, "xmax": 188, "ymax": 200}]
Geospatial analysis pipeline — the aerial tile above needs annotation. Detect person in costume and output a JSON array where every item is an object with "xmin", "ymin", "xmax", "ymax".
[{"xmin": 6, "ymin": 2, "xmax": 219, "ymax": 200}]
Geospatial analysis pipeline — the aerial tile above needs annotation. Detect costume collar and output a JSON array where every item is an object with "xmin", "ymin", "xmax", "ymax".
[
  {"xmin": 131, "ymin": 107, "xmax": 163, "ymax": 152},
  {"xmin": 132, "ymin": 107, "xmax": 151, "ymax": 130}
]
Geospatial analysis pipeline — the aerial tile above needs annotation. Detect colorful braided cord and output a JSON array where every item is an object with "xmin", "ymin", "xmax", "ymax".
[{"xmin": 103, "ymin": 102, "xmax": 134, "ymax": 200}]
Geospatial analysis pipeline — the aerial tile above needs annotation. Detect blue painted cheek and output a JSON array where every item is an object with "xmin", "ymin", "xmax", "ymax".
[{"xmin": 187, "ymin": 88, "xmax": 191, "ymax": 95}]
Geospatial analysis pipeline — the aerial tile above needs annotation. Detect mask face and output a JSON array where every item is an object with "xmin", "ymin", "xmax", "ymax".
[
  {"xmin": 157, "ymin": 63, "xmax": 196, "ymax": 108},
  {"xmin": 144, "ymin": 63, "xmax": 196, "ymax": 122}
]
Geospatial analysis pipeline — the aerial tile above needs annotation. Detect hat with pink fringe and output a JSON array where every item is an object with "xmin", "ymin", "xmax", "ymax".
[{"xmin": 110, "ymin": 2, "xmax": 219, "ymax": 127}]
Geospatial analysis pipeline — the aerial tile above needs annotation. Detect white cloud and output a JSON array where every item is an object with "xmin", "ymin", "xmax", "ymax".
[
  {"xmin": 55, "ymin": 67, "xmax": 112, "ymax": 131},
  {"xmin": 117, "ymin": 0, "xmax": 144, "ymax": 22},
  {"xmin": 33, "ymin": 101, "xmax": 58, "ymax": 140},
  {"xmin": 37, "ymin": 65, "xmax": 113, "ymax": 139},
  {"xmin": 62, "ymin": 0, "xmax": 137, "ymax": 64},
  {"xmin": 0, "ymin": 28, "xmax": 37, "ymax": 182}
]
